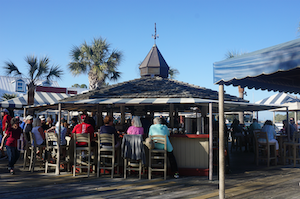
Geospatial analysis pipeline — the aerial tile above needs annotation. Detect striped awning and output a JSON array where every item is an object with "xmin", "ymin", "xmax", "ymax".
[
  {"xmin": 255, "ymin": 92, "xmax": 300, "ymax": 105},
  {"xmin": 0, "ymin": 92, "xmax": 73, "ymax": 108},
  {"xmin": 66, "ymin": 98, "xmax": 215, "ymax": 105},
  {"xmin": 25, "ymin": 97, "xmax": 284, "ymax": 112}
]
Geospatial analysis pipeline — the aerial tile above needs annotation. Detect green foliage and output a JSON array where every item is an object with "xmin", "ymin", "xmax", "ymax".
[
  {"xmin": 68, "ymin": 37, "xmax": 122, "ymax": 89},
  {"xmin": 3, "ymin": 55, "xmax": 63, "ymax": 87},
  {"xmin": 275, "ymin": 112, "xmax": 299, "ymax": 123},
  {"xmin": 1, "ymin": 93, "xmax": 17, "ymax": 101},
  {"xmin": 169, "ymin": 67, "xmax": 179, "ymax": 79},
  {"xmin": 71, "ymin": 84, "xmax": 87, "ymax": 88},
  {"xmin": 71, "ymin": 84, "xmax": 80, "ymax": 88},
  {"xmin": 80, "ymin": 84, "xmax": 87, "ymax": 88}
]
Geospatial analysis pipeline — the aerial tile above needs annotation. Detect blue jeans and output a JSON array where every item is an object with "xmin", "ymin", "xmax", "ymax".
[{"xmin": 6, "ymin": 146, "xmax": 20, "ymax": 170}]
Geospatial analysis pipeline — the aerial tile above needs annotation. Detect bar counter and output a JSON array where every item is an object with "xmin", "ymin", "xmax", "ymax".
[{"xmin": 170, "ymin": 134, "xmax": 209, "ymax": 176}]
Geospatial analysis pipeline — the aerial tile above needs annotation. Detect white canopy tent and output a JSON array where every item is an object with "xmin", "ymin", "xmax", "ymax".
[{"xmin": 255, "ymin": 92, "xmax": 300, "ymax": 122}]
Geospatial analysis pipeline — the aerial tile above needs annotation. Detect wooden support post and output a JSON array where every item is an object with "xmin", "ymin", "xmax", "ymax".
[
  {"xmin": 209, "ymin": 102, "xmax": 213, "ymax": 181},
  {"xmin": 120, "ymin": 105, "xmax": 125, "ymax": 125},
  {"xmin": 97, "ymin": 105, "xmax": 103, "ymax": 128},
  {"xmin": 219, "ymin": 84, "xmax": 225, "ymax": 199},
  {"xmin": 55, "ymin": 103, "xmax": 61, "ymax": 175},
  {"xmin": 287, "ymin": 107, "xmax": 290, "ymax": 141},
  {"xmin": 23, "ymin": 108, "xmax": 27, "ymax": 118},
  {"xmin": 169, "ymin": 104, "xmax": 174, "ymax": 128}
]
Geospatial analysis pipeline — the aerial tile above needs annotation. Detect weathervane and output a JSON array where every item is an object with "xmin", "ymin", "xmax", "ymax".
[{"xmin": 152, "ymin": 23, "xmax": 159, "ymax": 45}]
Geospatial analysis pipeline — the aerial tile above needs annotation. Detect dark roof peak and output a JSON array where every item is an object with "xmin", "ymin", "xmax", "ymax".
[{"xmin": 139, "ymin": 45, "xmax": 169, "ymax": 78}]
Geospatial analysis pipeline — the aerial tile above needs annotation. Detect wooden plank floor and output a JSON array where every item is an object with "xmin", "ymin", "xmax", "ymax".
[{"xmin": 1, "ymin": 151, "xmax": 300, "ymax": 198}]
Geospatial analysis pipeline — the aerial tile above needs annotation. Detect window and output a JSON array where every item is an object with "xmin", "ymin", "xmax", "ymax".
[{"xmin": 15, "ymin": 80, "xmax": 25, "ymax": 92}]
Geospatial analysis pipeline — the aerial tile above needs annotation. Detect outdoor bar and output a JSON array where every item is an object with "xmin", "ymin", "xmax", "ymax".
[{"xmin": 23, "ymin": 44, "xmax": 282, "ymax": 178}]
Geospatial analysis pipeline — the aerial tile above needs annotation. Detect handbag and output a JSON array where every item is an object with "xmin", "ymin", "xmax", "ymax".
[{"xmin": 145, "ymin": 137, "xmax": 155, "ymax": 150}]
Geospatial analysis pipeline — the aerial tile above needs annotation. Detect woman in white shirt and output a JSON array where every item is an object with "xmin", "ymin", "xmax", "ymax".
[
  {"xmin": 32, "ymin": 118, "xmax": 45, "ymax": 146},
  {"xmin": 261, "ymin": 120, "xmax": 279, "ymax": 156}
]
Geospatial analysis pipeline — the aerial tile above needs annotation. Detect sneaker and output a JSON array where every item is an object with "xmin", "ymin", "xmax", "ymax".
[
  {"xmin": 10, "ymin": 169, "xmax": 15, "ymax": 175},
  {"xmin": 174, "ymin": 172, "xmax": 179, "ymax": 179}
]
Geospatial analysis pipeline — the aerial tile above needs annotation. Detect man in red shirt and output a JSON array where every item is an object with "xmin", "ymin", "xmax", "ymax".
[{"xmin": 72, "ymin": 116, "xmax": 94, "ymax": 146}]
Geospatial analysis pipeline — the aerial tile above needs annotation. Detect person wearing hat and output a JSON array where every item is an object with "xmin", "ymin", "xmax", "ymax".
[
  {"xmin": 24, "ymin": 115, "xmax": 33, "ymax": 142},
  {"xmin": 39, "ymin": 116, "xmax": 49, "ymax": 132}
]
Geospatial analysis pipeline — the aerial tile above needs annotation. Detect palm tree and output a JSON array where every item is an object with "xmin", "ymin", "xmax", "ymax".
[
  {"xmin": 3, "ymin": 55, "xmax": 63, "ymax": 105},
  {"xmin": 1, "ymin": 93, "xmax": 17, "ymax": 101},
  {"xmin": 68, "ymin": 37, "xmax": 123, "ymax": 90},
  {"xmin": 169, "ymin": 67, "xmax": 180, "ymax": 79}
]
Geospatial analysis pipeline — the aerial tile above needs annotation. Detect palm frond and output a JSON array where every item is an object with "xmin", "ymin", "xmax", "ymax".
[
  {"xmin": 110, "ymin": 71, "xmax": 121, "ymax": 81},
  {"xmin": 25, "ymin": 55, "xmax": 38, "ymax": 80},
  {"xmin": 46, "ymin": 65, "xmax": 63, "ymax": 81},
  {"xmin": 1, "ymin": 93, "xmax": 18, "ymax": 101},
  {"xmin": 3, "ymin": 60, "xmax": 22, "ymax": 76},
  {"xmin": 68, "ymin": 62, "xmax": 88, "ymax": 76},
  {"xmin": 70, "ymin": 46, "xmax": 82, "ymax": 61},
  {"xmin": 35, "ymin": 56, "xmax": 50, "ymax": 81}
]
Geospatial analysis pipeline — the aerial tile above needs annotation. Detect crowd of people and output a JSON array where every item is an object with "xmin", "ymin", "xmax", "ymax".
[
  {"xmin": 0, "ymin": 109, "xmax": 179, "ymax": 178},
  {"xmin": 230, "ymin": 117, "xmax": 298, "ymax": 156}
]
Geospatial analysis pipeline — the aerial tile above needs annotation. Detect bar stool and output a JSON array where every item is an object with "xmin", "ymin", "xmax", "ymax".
[
  {"xmin": 28, "ymin": 132, "xmax": 46, "ymax": 172},
  {"xmin": 45, "ymin": 132, "xmax": 68, "ymax": 173},
  {"xmin": 148, "ymin": 135, "xmax": 167, "ymax": 180},
  {"xmin": 284, "ymin": 131, "xmax": 300, "ymax": 167},
  {"xmin": 122, "ymin": 134, "xmax": 146, "ymax": 179},
  {"xmin": 254, "ymin": 131, "xmax": 277, "ymax": 167},
  {"xmin": 73, "ymin": 133, "xmax": 93, "ymax": 177},
  {"xmin": 97, "ymin": 134, "xmax": 119, "ymax": 178}
]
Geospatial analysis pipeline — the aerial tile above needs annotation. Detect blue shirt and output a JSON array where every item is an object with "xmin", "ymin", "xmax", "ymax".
[
  {"xmin": 149, "ymin": 124, "xmax": 173, "ymax": 152},
  {"xmin": 261, "ymin": 125, "xmax": 275, "ymax": 141}
]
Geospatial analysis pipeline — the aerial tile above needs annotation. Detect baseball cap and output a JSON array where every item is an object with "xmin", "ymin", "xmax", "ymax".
[
  {"xmin": 1, "ymin": 109, "xmax": 9, "ymax": 113},
  {"xmin": 39, "ymin": 115, "xmax": 46, "ymax": 121},
  {"xmin": 25, "ymin": 115, "xmax": 33, "ymax": 120}
]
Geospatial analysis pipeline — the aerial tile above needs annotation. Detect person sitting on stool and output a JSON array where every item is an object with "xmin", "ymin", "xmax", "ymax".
[{"xmin": 149, "ymin": 117, "xmax": 179, "ymax": 179}]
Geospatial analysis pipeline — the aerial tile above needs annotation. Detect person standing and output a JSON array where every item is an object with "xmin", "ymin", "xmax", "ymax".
[
  {"xmin": 0, "ymin": 117, "xmax": 22, "ymax": 174},
  {"xmin": 148, "ymin": 117, "xmax": 179, "ymax": 179},
  {"xmin": 1, "ymin": 109, "xmax": 12, "ymax": 136},
  {"xmin": 1, "ymin": 109, "xmax": 12, "ymax": 159}
]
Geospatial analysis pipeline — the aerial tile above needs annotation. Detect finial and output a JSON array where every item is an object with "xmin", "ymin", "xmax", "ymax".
[{"xmin": 152, "ymin": 23, "xmax": 159, "ymax": 45}]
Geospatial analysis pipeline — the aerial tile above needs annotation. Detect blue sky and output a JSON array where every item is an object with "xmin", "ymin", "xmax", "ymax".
[{"xmin": 1, "ymin": 0, "xmax": 300, "ymax": 120}]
